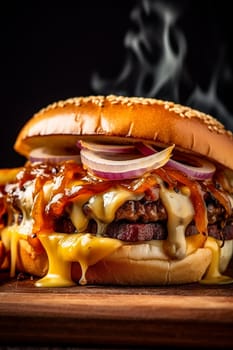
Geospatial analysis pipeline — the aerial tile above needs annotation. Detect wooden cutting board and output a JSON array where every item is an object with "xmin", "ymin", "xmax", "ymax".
[{"xmin": 1, "ymin": 267, "xmax": 233, "ymax": 349}]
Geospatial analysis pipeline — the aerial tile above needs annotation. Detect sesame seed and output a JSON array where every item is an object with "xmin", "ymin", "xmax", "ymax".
[{"xmin": 32, "ymin": 94, "xmax": 233, "ymax": 139}]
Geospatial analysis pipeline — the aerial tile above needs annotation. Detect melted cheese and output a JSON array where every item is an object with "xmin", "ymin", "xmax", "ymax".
[
  {"xmin": 36, "ymin": 233, "xmax": 232, "ymax": 287},
  {"xmin": 201, "ymin": 237, "xmax": 233, "ymax": 284},
  {"xmin": 186, "ymin": 233, "xmax": 207, "ymax": 255},
  {"xmin": 1, "ymin": 223, "xmax": 233, "ymax": 286},
  {"xmin": 160, "ymin": 184, "xmax": 194, "ymax": 259},
  {"xmin": 36, "ymin": 233, "xmax": 122, "ymax": 287},
  {"xmin": 88, "ymin": 188, "xmax": 138, "ymax": 223},
  {"xmin": 1, "ymin": 172, "xmax": 233, "ymax": 287},
  {"xmin": 68, "ymin": 187, "xmax": 142, "ymax": 235},
  {"xmin": 35, "ymin": 233, "xmax": 74, "ymax": 287},
  {"xmin": 1, "ymin": 226, "xmax": 26, "ymax": 277},
  {"xmin": 85, "ymin": 188, "xmax": 142, "ymax": 234},
  {"xmin": 1, "ymin": 180, "xmax": 35, "ymax": 276},
  {"xmin": 219, "ymin": 239, "xmax": 233, "ymax": 272},
  {"xmin": 69, "ymin": 196, "xmax": 90, "ymax": 232},
  {"xmin": 0, "ymin": 167, "xmax": 22, "ymax": 185},
  {"xmin": 108, "ymin": 240, "xmax": 169, "ymax": 260},
  {"xmin": 16, "ymin": 180, "xmax": 35, "ymax": 234}
]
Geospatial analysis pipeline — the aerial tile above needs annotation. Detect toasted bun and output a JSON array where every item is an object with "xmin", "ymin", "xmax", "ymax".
[
  {"xmin": 15, "ymin": 238, "xmax": 212, "ymax": 285},
  {"xmin": 14, "ymin": 95, "xmax": 233, "ymax": 170},
  {"xmin": 75, "ymin": 248, "xmax": 212, "ymax": 285}
]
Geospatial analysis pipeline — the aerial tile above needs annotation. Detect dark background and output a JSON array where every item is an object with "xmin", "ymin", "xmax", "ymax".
[{"xmin": 1, "ymin": 0, "xmax": 233, "ymax": 168}]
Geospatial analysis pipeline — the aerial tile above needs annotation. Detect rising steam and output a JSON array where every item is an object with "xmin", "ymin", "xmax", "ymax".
[{"xmin": 91, "ymin": 0, "xmax": 233, "ymax": 130}]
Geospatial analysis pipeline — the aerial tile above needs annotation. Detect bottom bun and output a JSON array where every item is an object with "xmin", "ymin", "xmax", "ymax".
[
  {"xmin": 72, "ymin": 248, "xmax": 212, "ymax": 285},
  {"xmin": 14, "ymin": 238, "xmax": 212, "ymax": 285}
]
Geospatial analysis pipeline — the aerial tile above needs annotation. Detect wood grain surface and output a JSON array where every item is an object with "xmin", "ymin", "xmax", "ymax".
[{"xmin": 1, "ymin": 264, "xmax": 233, "ymax": 349}]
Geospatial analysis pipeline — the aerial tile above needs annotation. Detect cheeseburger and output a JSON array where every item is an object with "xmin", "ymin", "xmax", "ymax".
[{"xmin": 0, "ymin": 95, "xmax": 233, "ymax": 287}]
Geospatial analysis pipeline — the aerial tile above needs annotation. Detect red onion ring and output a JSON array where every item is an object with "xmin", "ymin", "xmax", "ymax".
[
  {"xmin": 136, "ymin": 143, "xmax": 216, "ymax": 180},
  {"xmin": 29, "ymin": 140, "xmax": 216, "ymax": 181},
  {"xmin": 29, "ymin": 148, "xmax": 81, "ymax": 164},
  {"xmin": 80, "ymin": 145, "xmax": 174, "ymax": 180},
  {"xmin": 77, "ymin": 141, "xmax": 135, "ymax": 154},
  {"xmin": 167, "ymin": 157, "xmax": 216, "ymax": 180}
]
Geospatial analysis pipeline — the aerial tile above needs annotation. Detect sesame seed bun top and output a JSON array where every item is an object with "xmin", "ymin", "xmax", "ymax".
[{"xmin": 14, "ymin": 95, "xmax": 233, "ymax": 170}]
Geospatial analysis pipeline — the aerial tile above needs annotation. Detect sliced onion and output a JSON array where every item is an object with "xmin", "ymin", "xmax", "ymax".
[
  {"xmin": 77, "ymin": 140, "xmax": 136, "ymax": 154},
  {"xmin": 29, "ymin": 148, "xmax": 81, "ymax": 164},
  {"xmin": 136, "ymin": 143, "xmax": 216, "ymax": 180},
  {"xmin": 80, "ymin": 145, "xmax": 174, "ymax": 180},
  {"xmin": 135, "ymin": 143, "xmax": 157, "ymax": 155},
  {"xmin": 167, "ymin": 157, "xmax": 216, "ymax": 180}
]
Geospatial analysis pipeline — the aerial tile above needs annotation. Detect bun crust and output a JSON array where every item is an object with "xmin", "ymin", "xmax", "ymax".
[
  {"xmin": 15, "ymin": 238, "xmax": 212, "ymax": 285},
  {"xmin": 14, "ymin": 95, "xmax": 233, "ymax": 170},
  {"xmin": 72, "ymin": 247, "xmax": 212, "ymax": 285}
]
